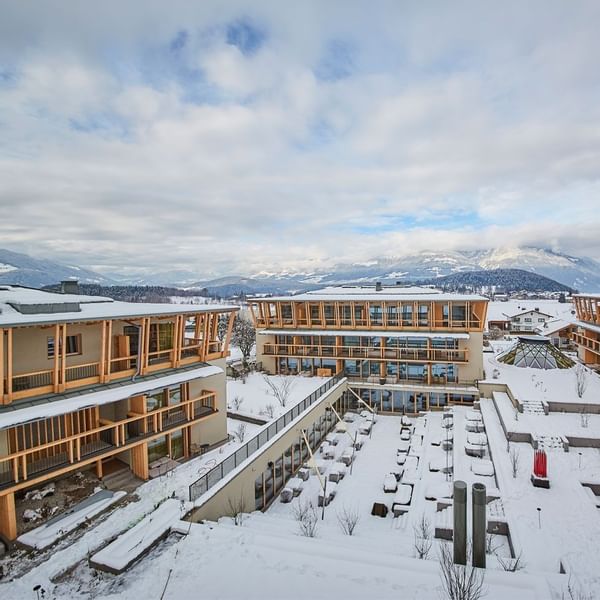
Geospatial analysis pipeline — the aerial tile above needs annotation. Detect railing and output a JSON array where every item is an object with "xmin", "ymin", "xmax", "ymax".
[
  {"xmin": 262, "ymin": 343, "xmax": 468, "ymax": 363},
  {"xmin": 0, "ymin": 391, "xmax": 217, "ymax": 490},
  {"xmin": 255, "ymin": 318, "xmax": 481, "ymax": 330},
  {"xmin": 572, "ymin": 332, "xmax": 600, "ymax": 355},
  {"xmin": 188, "ymin": 372, "xmax": 345, "ymax": 501}
]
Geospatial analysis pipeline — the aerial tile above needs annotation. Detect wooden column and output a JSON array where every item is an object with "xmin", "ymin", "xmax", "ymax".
[
  {"xmin": 0, "ymin": 493, "xmax": 17, "ymax": 540},
  {"xmin": 106, "ymin": 320, "xmax": 113, "ymax": 381},
  {"xmin": 99, "ymin": 320, "xmax": 107, "ymax": 383},
  {"xmin": 142, "ymin": 318, "xmax": 151, "ymax": 375},
  {"xmin": 6, "ymin": 328, "xmax": 12, "ymax": 402},
  {"xmin": 131, "ymin": 444, "xmax": 149, "ymax": 480},
  {"xmin": 60, "ymin": 324, "xmax": 67, "ymax": 392},
  {"xmin": 224, "ymin": 312, "xmax": 236, "ymax": 355}
]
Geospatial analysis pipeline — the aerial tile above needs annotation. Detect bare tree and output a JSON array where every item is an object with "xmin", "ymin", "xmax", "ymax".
[
  {"xmin": 232, "ymin": 316, "xmax": 255, "ymax": 367},
  {"xmin": 261, "ymin": 403, "xmax": 276, "ymax": 419},
  {"xmin": 292, "ymin": 500, "xmax": 318, "ymax": 537},
  {"xmin": 264, "ymin": 376, "xmax": 295, "ymax": 408},
  {"xmin": 231, "ymin": 395, "xmax": 244, "ymax": 411},
  {"xmin": 227, "ymin": 492, "xmax": 247, "ymax": 526},
  {"xmin": 438, "ymin": 542, "xmax": 486, "ymax": 600},
  {"xmin": 233, "ymin": 422, "xmax": 247, "ymax": 443},
  {"xmin": 496, "ymin": 551, "xmax": 525, "ymax": 572},
  {"xmin": 575, "ymin": 364, "xmax": 588, "ymax": 399},
  {"xmin": 509, "ymin": 447, "xmax": 520, "ymax": 478},
  {"xmin": 413, "ymin": 513, "xmax": 433, "ymax": 559},
  {"xmin": 485, "ymin": 533, "xmax": 501, "ymax": 556},
  {"xmin": 337, "ymin": 505, "xmax": 360, "ymax": 536}
]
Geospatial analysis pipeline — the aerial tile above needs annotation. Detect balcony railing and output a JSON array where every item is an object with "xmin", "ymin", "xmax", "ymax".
[
  {"xmin": 262, "ymin": 343, "xmax": 468, "ymax": 363},
  {"xmin": 3, "ymin": 341, "xmax": 226, "ymax": 401},
  {"xmin": 573, "ymin": 332, "xmax": 600, "ymax": 355},
  {"xmin": 255, "ymin": 318, "xmax": 481, "ymax": 330},
  {"xmin": 0, "ymin": 391, "xmax": 217, "ymax": 490}
]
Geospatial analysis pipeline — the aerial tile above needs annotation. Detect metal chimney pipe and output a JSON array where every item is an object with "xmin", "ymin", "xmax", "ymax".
[
  {"xmin": 453, "ymin": 480, "xmax": 467, "ymax": 565},
  {"xmin": 472, "ymin": 483, "xmax": 487, "ymax": 568}
]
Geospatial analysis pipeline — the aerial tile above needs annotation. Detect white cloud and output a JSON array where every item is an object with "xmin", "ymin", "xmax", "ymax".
[{"xmin": 0, "ymin": 1, "xmax": 599, "ymax": 278}]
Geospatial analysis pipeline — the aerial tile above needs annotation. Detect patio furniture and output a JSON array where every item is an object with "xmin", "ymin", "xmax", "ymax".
[
  {"xmin": 392, "ymin": 484, "xmax": 413, "ymax": 515},
  {"xmin": 465, "ymin": 443, "xmax": 486, "ymax": 458},
  {"xmin": 340, "ymin": 448, "xmax": 354, "ymax": 466},
  {"xmin": 287, "ymin": 477, "xmax": 304, "ymax": 496},
  {"xmin": 467, "ymin": 432, "xmax": 488, "ymax": 446},
  {"xmin": 371, "ymin": 502, "xmax": 389, "ymax": 518},
  {"xmin": 329, "ymin": 462, "xmax": 348, "ymax": 483},
  {"xmin": 471, "ymin": 459, "xmax": 494, "ymax": 477},
  {"xmin": 297, "ymin": 467, "xmax": 310, "ymax": 481},
  {"xmin": 397, "ymin": 440, "xmax": 410, "ymax": 454},
  {"xmin": 325, "ymin": 433, "xmax": 340, "ymax": 446},
  {"xmin": 359, "ymin": 422, "xmax": 372, "ymax": 435},
  {"xmin": 400, "ymin": 430, "xmax": 411, "ymax": 441},
  {"xmin": 280, "ymin": 487, "xmax": 294, "ymax": 503},
  {"xmin": 383, "ymin": 474, "xmax": 398, "ymax": 493}
]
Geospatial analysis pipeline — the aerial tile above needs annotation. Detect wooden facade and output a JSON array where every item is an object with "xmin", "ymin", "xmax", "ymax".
[
  {"xmin": 250, "ymin": 292, "xmax": 487, "ymax": 405},
  {"xmin": 249, "ymin": 298, "xmax": 487, "ymax": 332},
  {"xmin": 573, "ymin": 295, "xmax": 600, "ymax": 367},
  {"xmin": 0, "ymin": 303, "xmax": 238, "ymax": 540},
  {"xmin": 1, "ymin": 308, "xmax": 236, "ymax": 404}
]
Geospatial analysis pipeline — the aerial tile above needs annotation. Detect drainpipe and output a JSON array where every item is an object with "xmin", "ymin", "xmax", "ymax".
[{"xmin": 125, "ymin": 321, "xmax": 143, "ymax": 382}]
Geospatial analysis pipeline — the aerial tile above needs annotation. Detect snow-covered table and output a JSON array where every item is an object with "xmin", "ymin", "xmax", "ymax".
[
  {"xmin": 470, "ymin": 459, "xmax": 495, "ymax": 477},
  {"xmin": 466, "ymin": 432, "xmax": 488, "ymax": 446}
]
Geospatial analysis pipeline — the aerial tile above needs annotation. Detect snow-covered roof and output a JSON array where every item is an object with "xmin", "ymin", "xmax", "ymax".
[
  {"xmin": 485, "ymin": 299, "xmax": 577, "ymax": 328},
  {"xmin": 506, "ymin": 308, "xmax": 554, "ymax": 319},
  {"xmin": 259, "ymin": 328, "xmax": 470, "ymax": 340},
  {"xmin": 576, "ymin": 320, "xmax": 600, "ymax": 335},
  {"xmin": 573, "ymin": 293, "xmax": 600, "ymax": 299},
  {"xmin": 535, "ymin": 318, "xmax": 574, "ymax": 336},
  {"xmin": 0, "ymin": 285, "xmax": 238, "ymax": 327},
  {"xmin": 0, "ymin": 363, "xmax": 223, "ymax": 429},
  {"xmin": 260, "ymin": 286, "xmax": 487, "ymax": 302}
]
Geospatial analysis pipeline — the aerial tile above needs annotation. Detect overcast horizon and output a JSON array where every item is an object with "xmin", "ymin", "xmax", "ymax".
[{"xmin": 1, "ymin": 1, "xmax": 600, "ymax": 278}]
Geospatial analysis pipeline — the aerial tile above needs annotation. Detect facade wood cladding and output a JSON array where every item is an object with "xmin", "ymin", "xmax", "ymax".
[
  {"xmin": 0, "ymin": 308, "xmax": 236, "ymax": 404},
  {"xmin": 573, "ymin": 295, "xmax": 600, "ymax": 365},
  {"xmin": 249, "ymin": 299, "xmax": 487, "ymax": 331}
]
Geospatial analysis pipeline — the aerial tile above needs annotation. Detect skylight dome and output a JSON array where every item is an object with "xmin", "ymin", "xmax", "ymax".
[{"xmin": 497, "ymin": 336, "xmax": 574, "ymax": 370}]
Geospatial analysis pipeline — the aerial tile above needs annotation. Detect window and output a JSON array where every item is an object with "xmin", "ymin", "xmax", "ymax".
[
  {"xmin": 524, "ymin": 318, "xmax": 532, "ymax": 323},
  {"xmin": 147, "ymin": 389, "xmax": 167, "ymax": 411},
  {"xmin": 47, "ymin": 334, "xmax": 81, "ymax": 358},
  {"xmin": 538, "ymin": 318, "xmax": 545, "ymax": 323}
]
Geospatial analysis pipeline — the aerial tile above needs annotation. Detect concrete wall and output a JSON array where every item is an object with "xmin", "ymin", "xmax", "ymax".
[
  {"xmin": 458, "ymin": 332, "xmax": 484, "ymax": 383},
  {"xmin": 255, "ymin": 334, "xmax": 276, "ymax": 374},
  {"xmin": 189, "ymin": 380, "xmax": 347, "ymax": 523}
]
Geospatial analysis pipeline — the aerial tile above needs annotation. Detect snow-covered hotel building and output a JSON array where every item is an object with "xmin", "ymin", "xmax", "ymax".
[
  {"xmin": 249, "ymin": 285, "xmax": 488, "ymax": 413},
  {"xmin": 573, "ymin": 293, "xmax": 600, "ymax": 369},
  {"xmin": 0, "ymin": 285, "xmax": 238, "ymax": 540}
]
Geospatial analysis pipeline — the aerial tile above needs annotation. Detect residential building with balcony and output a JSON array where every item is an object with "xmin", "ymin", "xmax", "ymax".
[
  {"xmin": 249, "ymin": 285, "xmax": 487, "ymax": 416},
  {"xmin": 573, "ymin": 294, "xmax": 600, "ymax": 369},
  {"xmin": 0, "ymin": 285, "xmax": 238, "ymax": 541}
]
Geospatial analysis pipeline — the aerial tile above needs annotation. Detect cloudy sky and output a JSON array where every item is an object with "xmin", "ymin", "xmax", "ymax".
[{"xmin": 1, "ymin": 1, "xmax": 599, "ymax": 278}]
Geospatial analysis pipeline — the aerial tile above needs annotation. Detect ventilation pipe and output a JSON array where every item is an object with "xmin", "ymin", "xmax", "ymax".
[
  {"xmin": 453, "ymin": 480, "xmax": 467, "ymax": 565},
  {"xmin": 472, "ymin": 483, "xmax": 487, "ymax": 568},
  {"xmin": 375, "ymin": 281, "xmax": 382, "ymax": 292}
]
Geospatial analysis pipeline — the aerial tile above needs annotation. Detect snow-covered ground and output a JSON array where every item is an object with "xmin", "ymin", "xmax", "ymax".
[
  {"xmin": 227, "ymin": 373, "xmax": 329, "ymax": 420},
  {"xmin": 483, "ymin": 345, "xmax": 600, "ymax": 407}
]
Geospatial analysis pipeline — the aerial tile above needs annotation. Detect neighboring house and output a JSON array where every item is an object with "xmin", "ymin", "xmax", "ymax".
[
  {"xmin": 0, "ymin": 284, "xmax": 238, "ymax": 540},
  {"xmin": 248, "ymin": 284, "xmax": 488, "ymax": 415},
  {"xmin": 535, "ymin": 319, "xmax": 576, "ymax": 350},
  {"xmin": 573, "ymin": 294, "xmax": 600, "ymax": 370},
  {"xmin": 505, "ymin": 308, "xmax": 554, "ymax": 333}
]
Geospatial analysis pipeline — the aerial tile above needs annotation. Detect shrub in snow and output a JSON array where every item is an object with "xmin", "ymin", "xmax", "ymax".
[
  {"xmin": 263, "ymin": 376, "xmax": 295, "ymax": 408},
  {"xmin": 227, "ymin": 492, "xmax": 247, "ymax": 526},
  {"xmin": 575, "ymin": 364, "xmax": 588, "ymax": 399},
  {"xmin": 413, "ymin": 513, "xmax": 433, "ymax": 559},
  {"xmin": 292, "ymin": 500, "xmax": 318, "ymax": 537},
  {"xmin": 336, "ymin": 505, "xmax": 360, "ymax": 536},
  {"xmin": 497, "ymin": 551, "xmax": 525, "ymax": 572},
  {"xmin": 438, "ymin": 542, "xmax": 486, "ymax": 600},
  {"xmin": 560, "ymin": 575, "xmax": 594, "ymax": 600},
  {"xmin": 261, "ymin": 403, "xmax": 276, "ymax": 419},
  {"xmin": 233, "ymin": 422, "xmax": 247, "ymax": 443},
  {"xmin": 231, "ymin": 396, "xmax": 244, "ymax": 411}
]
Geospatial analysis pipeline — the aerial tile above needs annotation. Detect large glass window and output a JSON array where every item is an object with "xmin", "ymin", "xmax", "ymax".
[
  {"xmin": 171, "ymin": 430, "xmax": 184, "ymax": 459},
  {"xmin": 418, "ymin": 304, "xmax": 429, "ymax": 326},
  {"xmin": 369, "ymin": 304, "xmax": 383, "ymax": 325},
  {"xmin": 147, "ymin": 389, "xmax": 167, "ymax": 411},
  {"xmin": 148, "ymin": 435, "xmax": 168, "ymax": 463},
  {"xmin": 451, "ymin": 304, "xmax": 467, "ymax": 324}
]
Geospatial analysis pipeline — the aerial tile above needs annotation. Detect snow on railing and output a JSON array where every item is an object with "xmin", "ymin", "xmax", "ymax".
[{"xmin": 188, "ymin": 372, "xmax": 345, "ymax": 501}]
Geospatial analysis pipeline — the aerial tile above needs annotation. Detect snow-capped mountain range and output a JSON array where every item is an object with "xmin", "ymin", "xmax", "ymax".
[
  {"xmin": 245, "ymin": 247, "xmax": 600, "ymax": 292},
  {"xmin": 1, "ymin": 246, "xmax": 600, "ymax": 292}
]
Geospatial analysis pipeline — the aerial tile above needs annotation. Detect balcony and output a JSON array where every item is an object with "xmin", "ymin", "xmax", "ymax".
[
  {"xmin": 0, "ymin": 391, "xmax": 217, "ymax": 491},
  {"xmin": 573, "ymin": 332, "xmax": 600, "ymax": 356},
  {"xmin": 262, "ymin": 343, "xmax": 468, "ymax": 363}
]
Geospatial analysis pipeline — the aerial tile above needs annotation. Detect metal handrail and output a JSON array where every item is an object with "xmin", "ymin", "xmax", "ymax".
[{"xmin": 188, "ymin": 372, "xmax": 345, "ymax": 501}]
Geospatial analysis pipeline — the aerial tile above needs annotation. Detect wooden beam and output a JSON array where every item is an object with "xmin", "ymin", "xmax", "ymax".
[
  {"xmin": 0, "ymin": 328, "xmax": 4, "ymax": 405},
  {"xmin": 6, "ymin": 328, "xmax": 12, "ymax": 402},
  {"xmin": 100, "ymin": 320, "xmax": 107, "ymax": 383},
  {"xmin": 224, "ymin": 311, "xmax": 236, "ymax": 354},
  {"xmin": 0, "ymin": 493, "xmax": 17, "ymax": 540}
]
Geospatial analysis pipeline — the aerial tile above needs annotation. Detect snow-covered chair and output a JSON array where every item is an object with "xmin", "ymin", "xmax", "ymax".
[
  {"xmin": 329, "ymin": 462, "xmax": 347, "ymax": 483},
  {"xmin": 326, "ymin": 432, "xmax": 340, "ymax": 446},
  {"xmin": 392, "ymin": 484, "xmax": 413, "ymax": 515},
  {"xmin": 280, "ymin": 488, "xmax": 294, "ymax": 503},
  {"xmin": 397, "ymin": 440, "xmax": 410, "ymax": 454},
  {"xmin": 467, "ymin": 432, "xmax": 488, "ymax": 446},
  {"xmin": 383, "ymin": 473, "xmax": 398, "ymax": 493},
  {"xmin": 340, "ymin": 448, "xmax": 354, "ymax": 466},
  {"xmin": 471, "ymin": 459, "xmax": 494, "ymax": 477},
  {"xmin": 400, "ymin": 430, "xmax": 411, "ymax": 441},
  {"xmin": 287, "ymin": 477, "xmax": 304, "ymax": 497},
  {"xmin": 465, "ymin": 443, "xmax": 485, "ymax": 458}
]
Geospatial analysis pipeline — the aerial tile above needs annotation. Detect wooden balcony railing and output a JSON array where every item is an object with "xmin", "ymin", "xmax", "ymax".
[
  {"xmin": 573, "ymin": 332, "xmax": 600, "ymax": 356},
  {"xmin": 3, "ymin": 341, "xmax": 226, "ymax": 401},
  {"xmin": 255, "ymin": 318, "xmax": 481, "ymax": 331},
  {"xmin": 0, "ymin": 391, "xmax": 217, "ymax": 491},
  {"xmin": 262, "ymin": 343, "xmax": 468, "ymax": 363}
]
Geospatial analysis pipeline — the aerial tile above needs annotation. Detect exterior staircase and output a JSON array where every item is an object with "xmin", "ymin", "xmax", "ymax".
[{"xmin": 521, "ymin": 398, "xmax": 545, "ymax": 415}]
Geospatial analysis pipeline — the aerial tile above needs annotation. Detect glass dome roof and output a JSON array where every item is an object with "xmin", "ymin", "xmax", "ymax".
[{"xmin": 497, "ymin": 336, "xmax": 574, "ymax": 369}]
